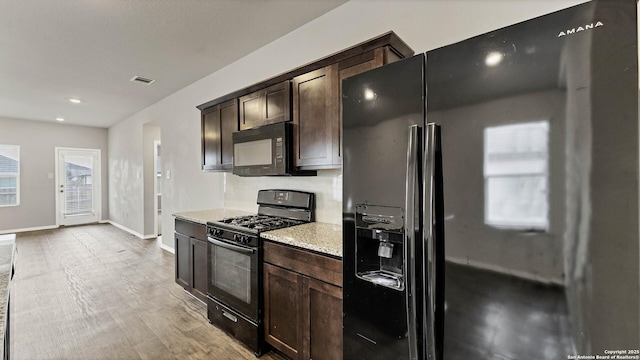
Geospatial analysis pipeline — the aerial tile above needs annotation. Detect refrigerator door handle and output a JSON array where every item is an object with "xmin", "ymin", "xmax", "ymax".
[
  {"xmin": 423, "ymin": 123, "xmax": 439, "ymax": 359},
  {"xmin": 404, "ymin": 124, "xmax": 420, "ymax": 360}
]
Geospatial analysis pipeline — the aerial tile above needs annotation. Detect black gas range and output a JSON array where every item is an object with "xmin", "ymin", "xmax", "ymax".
[{"xmin": 205, "ymin": 189, "xmax": 314, "ymax": 356}]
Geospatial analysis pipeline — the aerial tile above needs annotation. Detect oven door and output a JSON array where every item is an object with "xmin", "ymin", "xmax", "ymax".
[{"xmin": 207, "ymin": 236, "xmax": 260, "ymax": 322}]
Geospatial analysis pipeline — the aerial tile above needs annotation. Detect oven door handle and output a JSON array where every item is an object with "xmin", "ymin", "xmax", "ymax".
[{"xmin": 207, "ymin": 237, "xmax": 255, "ymax": 254}]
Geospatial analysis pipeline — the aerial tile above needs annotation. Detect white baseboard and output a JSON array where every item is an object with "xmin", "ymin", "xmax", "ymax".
[
  {"xmin": 446, "ymin": 256, "xmax": 564, "ymax": 286},
  {"xmin": 105, "ymin": 220, "xmax": 159, "ymax": 240},
  {"xmin": 0, "ymin": 234, "xmax": 16, "ymax": 242},
  {"xmin": 105, "ymin": 220, "xmax": 147, "ymax": 239},
  {"xmin": 0, "ymin": 222, "xmax": 161, "ymax": 243},
  {"xmin": 0, "ymin": 224, "xmax": 59, "ymax": 235},
  {"xmin": 160, "ymin": 242, "xmax": 175, "ymax": 254}
]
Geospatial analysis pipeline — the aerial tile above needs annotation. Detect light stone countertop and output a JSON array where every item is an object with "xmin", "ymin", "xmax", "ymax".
[
  {"xmin": 262, "ymin": 222, "xmax": 343, "ymax": 258},
  {"xmin": 173, "ymin": 208, "xmax": 253, "ymax": 225}
]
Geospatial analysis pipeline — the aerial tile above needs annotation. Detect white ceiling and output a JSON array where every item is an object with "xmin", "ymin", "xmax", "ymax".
[{"xmin": 0, "ymin": 0, "xmax": 347, "ymax": 128}]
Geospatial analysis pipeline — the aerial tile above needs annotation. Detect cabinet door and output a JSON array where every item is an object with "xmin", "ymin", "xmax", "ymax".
[
  {"xmin": 190, "ymin": 237, "xmax": 208, "ymax": 302},
  {"xmin": 219, "ymin": 100, "xmax": 238, "ymax": 167},
  {"xmin": 292, "ymin": 64, "xmax": 339, "ymax": 169},
  {"xmin": 239, "ymin": 81, "xmax": 291, "ymax": 130},
  {"xmin": 303, "ymin": 278, "xmax": 343, "ymax": 360},
  {"xmin": 264, "ymin": 263, "xmax": 303, "ymax": 360},
  {"xmin": 239, "ymin": 91, "xmax": 264, "ymax": 130},
  {"xmin": 264, "ymin": 81, "xmax": 291, "ymax": 125},
  {"xmin": 292, "ymin": 50, "xmax": 385, "ymax": 170},
  {"xmin": 175, "ymin": 233, "xmax": 191, "ymax": 290},
  {"xmin": 202, "ymin": 106, "xmax": 221, "ymax": 170},
  {"xmin": 201, "ymin": 99, "xmax": 238, "ymax": 171}
]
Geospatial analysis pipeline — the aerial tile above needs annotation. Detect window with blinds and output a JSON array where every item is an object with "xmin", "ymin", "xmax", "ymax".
[
  {"xmin": 483, "ymin": 121, "xmax": 549, "ymax": 231},
  {"xmin": 0, "ymin": 145, "xmax": 20, "ymax": 207}
]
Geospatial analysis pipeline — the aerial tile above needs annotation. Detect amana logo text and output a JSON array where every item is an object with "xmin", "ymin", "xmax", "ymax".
[{"xmin": 558, "ymin": 21, "xmax": 604, "ymax": 37}]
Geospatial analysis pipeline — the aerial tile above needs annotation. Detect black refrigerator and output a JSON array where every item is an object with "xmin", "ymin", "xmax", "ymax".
[{"xmin": 342, "ymin": 1, "xmax": 639, "ymax": 359}]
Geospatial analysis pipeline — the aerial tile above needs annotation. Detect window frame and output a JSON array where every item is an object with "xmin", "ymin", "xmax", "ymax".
[
  {"xmin": 483, "ymin": 121, "xmax": 549, "ymax": 231},
  {"xmin": 0, "ymin": 144, "xmax": 20, "ymax": 207}
]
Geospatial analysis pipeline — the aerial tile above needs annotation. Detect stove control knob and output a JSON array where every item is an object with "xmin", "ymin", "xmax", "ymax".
[
  {"xmin": 215, "ymin": 229, "xmax": 223, "ymax": 237},
  {"xmin": 233, "ymin": 234, "xmax": 239, "ymax": 241},
  {"xmin": 241, "ymin": 236, "xmax": 250, "ymax": 245}
]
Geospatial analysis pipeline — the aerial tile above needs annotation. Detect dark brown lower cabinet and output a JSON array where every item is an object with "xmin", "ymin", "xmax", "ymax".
[
  {"xmin": 263, "ymin": 241, "xmax": 343, "ymax": 360},
  {"xmin": 175, "ymin": 232, "xmax": 191, "ymax": 289},
  {"xmin": 305, "ymin": 278, "xmax": 342, "ymax": 360},
  {"xmin": 264, "ymin": 263, "xmax": 302, "ymax": 359},
  {"xmin": 190, "ymin": 237, "xmax": 208, "ymax": 302},
  {"xmin": 175, "ymin": 219, "xmax": 208, "ymax": 302}
]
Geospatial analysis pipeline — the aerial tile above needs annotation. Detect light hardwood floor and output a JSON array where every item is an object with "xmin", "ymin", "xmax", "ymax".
[{"xmin": 11, "ymin": 224, "xmax": 286, "ymax": 360}]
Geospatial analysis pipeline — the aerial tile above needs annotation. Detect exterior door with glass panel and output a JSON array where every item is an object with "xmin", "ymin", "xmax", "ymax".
[{"xmin": 56, "ymin": 148, "xmax": 101, "ymax": 226}]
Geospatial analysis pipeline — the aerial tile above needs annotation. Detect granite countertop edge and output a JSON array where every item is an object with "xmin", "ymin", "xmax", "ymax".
[{"xmin": 262, "ymin": 222, "xmax": 343, "ymax": 258}]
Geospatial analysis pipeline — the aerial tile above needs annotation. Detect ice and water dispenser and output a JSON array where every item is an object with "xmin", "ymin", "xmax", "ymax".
[{"xmin": 354, "ymin": 204, "xmax": 405, "ymax": 290}]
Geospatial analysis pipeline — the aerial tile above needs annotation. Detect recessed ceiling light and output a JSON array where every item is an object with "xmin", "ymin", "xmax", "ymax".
[
  {"xmin": 68, "ymin": 98, "xmax": 82, "ymax": 104},
  {"xmin": 56, "ymin": 117, "xmax": 65, "ymax": 122}
]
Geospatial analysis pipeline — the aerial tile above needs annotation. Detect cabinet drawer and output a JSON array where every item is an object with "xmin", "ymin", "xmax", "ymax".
[
  {"xmin": 263, "ymin": 241, "xmax": 342, "ymax": 287},
  {"xmin": 175, "ymin": 219, "xmax": 206, "ymax": 241}
]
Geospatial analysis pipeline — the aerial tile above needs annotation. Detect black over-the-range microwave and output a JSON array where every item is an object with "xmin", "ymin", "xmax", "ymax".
[{"xmin": 231, "ymin": 122, "xmax": 316, "ymax": 176}]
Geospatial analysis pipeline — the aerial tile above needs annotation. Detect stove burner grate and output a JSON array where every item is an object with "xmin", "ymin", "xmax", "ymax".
[{"xmin": 218, "ymin": 215, "xmax": 304, "ymax": 232}]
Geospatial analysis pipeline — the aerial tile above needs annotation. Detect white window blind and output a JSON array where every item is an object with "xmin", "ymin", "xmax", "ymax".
[
  {"xmin": 484, "ymin": 121, "xmax": 549, "ymax": 230},
  {"xmin": 0, "ymin": 145, "xmax": 20, "ymax": 207}
]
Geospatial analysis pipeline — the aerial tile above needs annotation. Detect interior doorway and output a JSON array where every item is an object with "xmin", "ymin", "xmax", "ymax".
[
  {"xmin": 143, "ymin": 122, "xmax": 161, "ymax": 238},
  {"xmin": 56, "ymin": 148, "xmax": 101, "ymax": 226},
  {"xmin": 154, "ymin": 140, "xmax": 162, "ymax": 236}
]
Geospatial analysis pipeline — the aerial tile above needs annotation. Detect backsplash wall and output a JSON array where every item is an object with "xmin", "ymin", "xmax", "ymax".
[{"xmin": 223, "ymin": 169, "xmax": 342, "ymax": 225}]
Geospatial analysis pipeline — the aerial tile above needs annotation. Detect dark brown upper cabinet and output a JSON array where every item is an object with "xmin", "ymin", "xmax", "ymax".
[
  {"xmin": 201, "ymin": 98, "xmax": 238, "ymax": 171},
  {"xmin": 197, "ymin": 32, "xmax": 414, "ymax": 173},
  {"xmin": 239, "ymin": 81, "xmax": 291, "ymax": 130},
  {"xmin": 292, "ymin": 65, "xmax": 339, "ymax": 169},
  {"xmin": 293, "ymin": 47, "xmax": 399, "ymax": 170}
]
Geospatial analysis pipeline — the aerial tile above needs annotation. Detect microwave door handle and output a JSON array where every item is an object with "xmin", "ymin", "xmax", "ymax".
[
  {"xmin": 423, "ymin": 123, "xmax": 440, "ymax": 359},
  {"xmin": 404, "ymin": 124, "xmax": 420, "ymax": 360},
  {"xmin": 207, "ymin": 237, "xmax": 255, "ymax": 254}
]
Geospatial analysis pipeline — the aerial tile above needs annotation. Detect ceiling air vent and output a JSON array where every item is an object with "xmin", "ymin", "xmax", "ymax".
[{"xmin": 130, "ymin": 76, "xmax": 155, "ymax": 85}]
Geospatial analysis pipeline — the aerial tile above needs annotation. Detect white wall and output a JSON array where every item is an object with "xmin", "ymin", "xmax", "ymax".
[
  {"xmin": 0, "ymin": 117, "xmax": 108, "ymax": 233},
  {"xmin": 107, "ymin": 0, "xmax": 587, "ymax": 251},
  {"xmin": 108, "ymin": 115, "xmax": 144, "ymax": 235}
]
